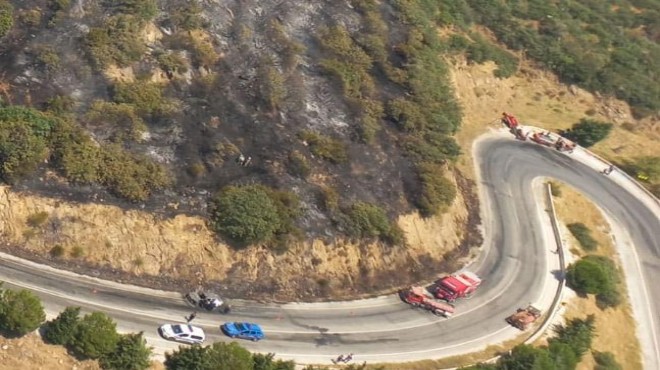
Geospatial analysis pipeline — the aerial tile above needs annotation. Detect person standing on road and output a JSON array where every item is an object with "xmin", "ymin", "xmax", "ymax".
[{"xmin": 186, "ymin": 311, "xmax": 197, "ymax": 323}]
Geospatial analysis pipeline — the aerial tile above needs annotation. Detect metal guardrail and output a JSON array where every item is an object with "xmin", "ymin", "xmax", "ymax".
[{"xmin": 524, "ymin": 183, "xmax": 566, "ymax": 344}]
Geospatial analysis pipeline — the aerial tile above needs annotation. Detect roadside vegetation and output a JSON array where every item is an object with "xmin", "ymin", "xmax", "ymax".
[
  {"xmin": 567, "ymin": 223, "xmax": 598, "ymax": 251},
  {"xmin": 463, "ymin": 316, "xmax": 602, "ymax": 370},
  {"xmin": 165, "ymin": 343, "xmax": 295, "ymax": 370},
  {"xmin": 560, "ymin": 119, "xmax": 613, "ymax": 148},
  {"xmin": 567, "ymin": 255, "xmax": 622, "ymax": 309},
  {"xmin": 433, "ymin": 0, "xmax": 660, "ymax": 118},
  {"xmin": 43, "ymin": 307, "xmax": 152, "ymax": 370}
]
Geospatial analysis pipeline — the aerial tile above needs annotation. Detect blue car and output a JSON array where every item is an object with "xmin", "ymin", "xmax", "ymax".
[{"xmin": 221, "ymin": 322, "xmax": 265, "ymax": 341}]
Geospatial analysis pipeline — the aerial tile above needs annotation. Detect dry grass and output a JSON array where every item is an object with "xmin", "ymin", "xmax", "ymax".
[{"xmin": 553, "ymin": 184, "xmax": 642, "ymax": 370}]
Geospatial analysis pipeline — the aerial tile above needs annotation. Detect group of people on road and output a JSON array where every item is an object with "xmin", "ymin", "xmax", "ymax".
[{"xmin": 332, "ymin": 353, "xmax": 354, "ymax": 364}]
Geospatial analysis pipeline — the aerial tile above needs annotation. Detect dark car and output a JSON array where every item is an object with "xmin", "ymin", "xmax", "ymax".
[{"xmin": 221, "ymin": 322, "xmax": 265, "ymax": 341}]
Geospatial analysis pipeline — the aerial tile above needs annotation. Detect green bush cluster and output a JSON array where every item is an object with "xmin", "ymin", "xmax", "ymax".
[
  {"xmin": 298, "ymin": 130, "xmax": 348, "ymax": 164},
  {"xmin": 86, "ymin": 15, "xmax": 147, "ymax": 68},
  {"xmin": 566, "ymin": 255, "xmax": 622, "ymax": 309},
  {"xmin": 0, "ymin": 286, "xmax": 45, "ymax": 337},
  {"xmin": 85, "ymin": 100, "xmax": 148, "ymax": 142},
  {"xmin": 104, "ymin": 0, "xmax": 156, "ymax": 22},
  {"xmin": 266, "ymin": 19, "xmax": 306, "ymax": 72},
  {"xmin": 286, "ymin": 151, "xmax": 311, "ymax": 179},
  {"xmin": 414, "ymin": 163, "xmax": 457, "ymax": 217},
  {"xmin": 438, "ymin": 0, "xmax": 660, "ymax": 117},
  {"xmin": 113, "ymin": 80, "xmax": 173, "ymax": 118},
  {"xmin": 43, "ymin": 307, "xmax": 151, "ymax": 369},
  {"xmin": 155, "ymin": 51, "xmax": 189, "ymax": 76},
  {"xmin": 209, "ymin": 184, "xmax": 300, "ymax": 247},
  {"xmin": 567, "ymin": 222, "xmax": 598, "ymax": 251},
  {"xmin": 620, "ymin": 156, "xmax": 660, "ymax": 195},
  {"xmin": 256, "ymin": 63, "xmax": 287, "ymax": 111},
  {"xmin": 0, "ymin": 1, "xmax": 13, "ymax": 38},
  {"xmin": 165, "ymin": 342, "xmax": 295, "ymax": 370},
  {"xmin": 317, "ymin": 25, "xmax": 383, "ymax": 143},
  {"xmin": 168, "ymin": 2, "xmax": 204, "ymax": 31},
  {"xmin": 343, "ymin": 202, "xmax": 405, "ymax": 245},
  {"xmin": 0, "ymin": 106, "xmax": 58, "ymax": 183},
  {"xmin": 463, "ymin": 316, "xmax": 596, "ymax": 370},
  {"xmin": 562, "ymin": 119, "xmax": 613, "ymax": 148},
  {"xmin": 50, "ymin": 121, "xmax": 171, "ymax": 201}
]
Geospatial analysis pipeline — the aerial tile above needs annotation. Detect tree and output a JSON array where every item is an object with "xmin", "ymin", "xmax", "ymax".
[
  {"xmin": 70, "ymin": 312, "xmax": 119, "ymax": 359},
  {"xmin": 566, "ymin": 257, "xmax": 610, "ymax": 295},
  {"xmin": 497, "ymin": 344, "xmax": 555, "ymax": 370},
  {"xmin": 0, "ymin": 119, "xmax": 48, "ymax": 183},
  {"xmin": 563, "ymin": 119, "xmax": 613, "ymax": 148},
  {"xmin": 252, "ymin": 352, "xmax": 295, "ymax": 370},
  {"xmin": 207, "ymin": 342, "xmax": 253, "ymax": 370},
  {"xmin": 164, "ymin": 345, "xmax": 213, "ymax": 370},
  {"xmin": 547, "ymin": 341, "xmax": 579, "ymax": 370},
  {"xmin": 164, "ymin": 342, "xmax": 254, "ymax": 370},
  {"xmin": 593, "ymin": 351, "xmax": 622, "ymax": 370},
  {"xmin": 42, "ymin": 306, "xmax": 80, "ymax": 345},
  {"xmin": 0, "ymin": 288, "xmax": 46, "ymax": 336},
  {"xmin": 209, "ymin": 185, "xmax": 282, "ymax": 245},
  {"xmin": 551, "ymin": 315, "xmax": 596, "ymax": 357},
  {"xmin": 100, "ymin": 332, "xmax": 152, "ymax": 370}
]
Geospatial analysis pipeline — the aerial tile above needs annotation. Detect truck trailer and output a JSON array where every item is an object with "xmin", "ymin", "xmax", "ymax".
[{"xmin": 401, "ymin": 286, "xmax": 455, "ymax": 317}]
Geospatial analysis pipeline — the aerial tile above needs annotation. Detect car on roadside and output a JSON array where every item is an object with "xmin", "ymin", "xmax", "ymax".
[
  {"xmin": 159, "ymin": 324, "xmax": 206, "ymax": 345},
  {"xmin": 221, "ymin": 322, "xmax": 264, "ymax": 341}
]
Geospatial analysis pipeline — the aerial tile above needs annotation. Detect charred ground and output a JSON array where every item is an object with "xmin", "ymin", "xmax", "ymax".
[{"xmin": 0, "ymin": 0, "xmax": 463, "ymax": 242}]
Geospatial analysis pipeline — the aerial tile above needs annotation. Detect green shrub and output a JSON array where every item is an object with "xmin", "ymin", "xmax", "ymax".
[
  {"xmin": 105, "ymin": 0, "xmax": 156, "ymax": 21},
  {"xmin": 27, "ymin": 211, "xmax": 49, "ymax": 227},
  {"xmin": 210, "ymin": 185, "xmax": 282, "ymax": 245},
  {"xmin": 99, "ymin": 144, "xmax": 171, "ymax": 202},
  {"xmin": 563, "ymin": 119, "xmax": 613, "ymax": 148},
  {"xmin": 70, "ymin": 245, "xmax": 85, "ymax": 258},
  {"xmin": 86, "ymin": 15, "xmax": 147, "ymax": 68},
  {"xmin": 256, "ymin": 64, "xmax": 287, "ymax": 111},
  {"xmin": 113, "ymin": 81, "xmax": 172, "ymax": 117},
  {"xmin": 567, "ymin": 222, "xmax": 598, "ymax": 251},
  {"xmin": 169, "ymin": 2, "xmax": 204, "ymax": 31},
  {"xmin": 344, "ymin": 202, "xmax": 403, "ymax": 245},
  {"xmin": 36, "ymin": 46, "xmax": 61, "ymax": 72},
  {"xmin": 286, "ymin": 151, "xmax": 311, "ymax": 179},
  {"xmin": 252, "ymin": 352, "xmax": 295, "ymax": 370},
  {"xmin": 593, "ymin": 351, "xmax": 622, "ymax": 370},
  {"xmin": 0, "ymin": 288, "xmax": 46, "ymax": 336},
  {"xmin": 155, "ymin": 51, "xmax": 189, "ymax": 76},
  {"xmin": 319, "ymin": 185, "xmax": 339, "ymax": 212},
  {"xmin": 165, "ymin": 342, "xmax": 254, "ymax": 370},
  {"xmin": 100, "ymin": 332, "xmax": 152, "ymax": 370},
  {"xmin": 0, "ymin": 1, "xmax": 13, "ymax": 38},
  {"xmin": 415, "ymin": 163, "xmax": 457, "ymax": 217},
  {"xmin": 42, "ymin": 306, "xmax": 80, "ymax": 345},
  {"xmin": 85, "ymin": 101, "xmax": 147, "ymax": 142},
  {"xmin": 0, "ymin": 118, "xmax": 49, "ymax": 183},
  {"xmin": 566, "ymin": 255, "xmax": 621, "ymax": 308},
  {"xmin": 298, "ymin": 130, "xmax": 348, "ymax": 164},
  {"xmin": 70, "ymin": 312, "xmax": 119, "ymax": 359},
  {"xmin": 49, "ymin": 244, "xmax": 65, "ymax": 258}
]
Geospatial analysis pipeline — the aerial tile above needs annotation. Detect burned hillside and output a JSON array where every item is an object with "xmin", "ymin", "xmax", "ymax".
[{"xmin": 0, "ymin": 0, "xmax": 464, "ymax": 247}]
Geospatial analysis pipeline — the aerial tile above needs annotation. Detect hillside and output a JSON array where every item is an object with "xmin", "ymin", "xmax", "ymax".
[{"xmin": 0, "ymin": 0, "xmax": 657, "ymax": 300}]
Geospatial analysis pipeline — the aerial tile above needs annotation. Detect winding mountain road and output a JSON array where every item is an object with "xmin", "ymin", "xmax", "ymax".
[{"xmin": 0, "ymin": 130, "xmax": 658, "ymax": 368}]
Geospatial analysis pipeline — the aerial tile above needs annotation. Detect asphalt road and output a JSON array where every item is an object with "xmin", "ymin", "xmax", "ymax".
[{"xmin": 0, "ymin": 133, "xmax": 657, "ymax": 367}]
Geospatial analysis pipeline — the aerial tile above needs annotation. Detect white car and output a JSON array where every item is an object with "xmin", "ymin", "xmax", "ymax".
[{"xmin": 159, "ymin": 324, "xmax": 206, "ymax": 345}]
